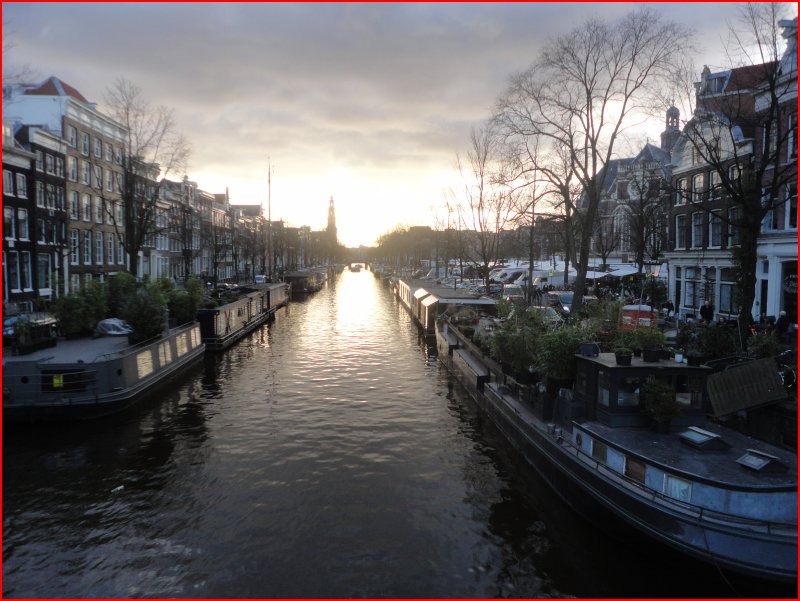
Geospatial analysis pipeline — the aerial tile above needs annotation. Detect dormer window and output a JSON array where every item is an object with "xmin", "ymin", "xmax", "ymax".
[{"xmin": 706, "ymin": 77, "xmax": 725, "ymax": 94}]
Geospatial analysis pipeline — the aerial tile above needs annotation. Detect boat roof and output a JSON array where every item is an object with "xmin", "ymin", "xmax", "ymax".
[
  {"xmin": 576, "ymin": 419, "xmax": 797, "ymax": 489},
  {"xmin": 3, "ymin": 335, "xmax": 130, "ymax": 364}
]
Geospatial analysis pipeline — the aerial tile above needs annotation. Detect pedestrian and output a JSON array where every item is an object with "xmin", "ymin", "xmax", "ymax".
[
  {"xmin": 700, "ymin": 300, "xmax": 714, "ymax": 323},
  {"xmin": 776, "ymin": 310, "xmax": 790, "ymax": 343}
]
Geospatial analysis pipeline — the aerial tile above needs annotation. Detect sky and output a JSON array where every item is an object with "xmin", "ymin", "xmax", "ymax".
[{"xmin": 1, "ymin": 2, "xmax": 777, "ymax": 247}]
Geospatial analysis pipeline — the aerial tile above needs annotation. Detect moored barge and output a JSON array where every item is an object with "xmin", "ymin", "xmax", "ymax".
[
  {"xmin": 196, "ymin": 282, "xmax": 289, "ymax": 351},
  {"xmin": 3, "ymin": 322, "xmax": 205, "ymax": 421},
  {"xmin": 435, "ymin": 317, "xmax": 797, "ymax": 583}
]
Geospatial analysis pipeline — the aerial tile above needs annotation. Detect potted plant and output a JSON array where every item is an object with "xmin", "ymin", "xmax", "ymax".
[
  {"xmin": 614, "ymin": 346, "xmax": 633, "ymax": 366},
  {"xmin": 641, "ymin": 376, "xmax": 680, "ymax": 432},
  {"xmin": 535, "ymin": 323, "xmax": 594, "ymax": 408},
  {"xmin": 635, "ymin": 327, "xmax": 665, "ymax": 362},
  {"xmin": 685, "ymin": 345, "xmax": 704, "ymax": 366},
  {"xmin": 673, "ymin": 347, "xmax": 684, "ymax": 363}
]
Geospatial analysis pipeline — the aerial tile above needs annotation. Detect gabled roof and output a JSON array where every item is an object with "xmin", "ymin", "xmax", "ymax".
[{"xmin": 23, "ymin": 76, "xmax": 89, "ymax": 104}]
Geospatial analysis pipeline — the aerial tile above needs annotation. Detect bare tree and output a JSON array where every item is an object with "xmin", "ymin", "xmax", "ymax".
[
  {"xmin": 669, "ymin": 4, "xmax": 796, "ymax": 336},
  {"xmin": 102, "ymin": 77, "xmax": 191, "ymax": 278},
  {"xmin": 593, "ymin": 205, "xmax": 619, "ymax": 271},
  {"xmin": 626, "ymin": 164, "xmax": 669, "ymax": 273},
  {"xmin": 455, "ymin": 122, "xmax": 517, "ymax": 291},
  {"xmin": 493, "ymin": 8, "xmax": 691, "ymax": 312}
]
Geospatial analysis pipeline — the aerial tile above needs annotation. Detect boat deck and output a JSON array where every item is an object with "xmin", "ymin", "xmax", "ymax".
[
  {"xmin": 578, "ymin": 419, "xmax": 797, "ymax": 488},
  {"xmin": 3, "ymin": 335, "xmax": 131, "ymax": 364}
]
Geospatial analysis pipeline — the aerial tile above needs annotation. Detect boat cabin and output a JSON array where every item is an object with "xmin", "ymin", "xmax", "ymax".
[{"xmin": 573, "ymin": 353, "xmax": 712, "ymax": 427}]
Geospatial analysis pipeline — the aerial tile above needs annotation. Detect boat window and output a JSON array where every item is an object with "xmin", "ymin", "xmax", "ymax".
[
  {"xmin": 598, "ymin": 370, "xmax": 611, "ymax": 406},
  {"xmin": 679, "ymin": 426, "xmax": 731, "ymax": 451},
  {"xmin": 575, "ymin": 363, "xmax": 589, "ymax": 396},
  {"xmin": 618, "ymin": 377, "xmax": 641, "ymax": 407},
  {"xmin": 736, "ymin": 449, "xmax": 789, "ymax": 473},
  {"xmin": 591, "ymin": 439, "xmax": 607, "ymax": 463},
  {"xmin": 624, "ymin": 456, "xmax": 646, "ymax": 484},
  {"xmin": 664, "ymin": 474, "xmax": 692, "ymax": 502},
  {"xmin": 675, "ymin": 375, "xmax": 703, "ymax": 408}
]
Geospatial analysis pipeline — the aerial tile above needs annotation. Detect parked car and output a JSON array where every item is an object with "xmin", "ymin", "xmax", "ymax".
[
  {"xmin": 502, "ymin": 284, "xmax": 525, "ymax": 303},
  {"xmin": 527, "ymin": 305, "xmax": 564, "ymax": 327},
  {"xmin": 545, "ymin": 291, "xmax": 598, "ymax": 317}
]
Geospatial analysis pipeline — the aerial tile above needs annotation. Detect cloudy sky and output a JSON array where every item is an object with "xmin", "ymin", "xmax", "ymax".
[{"xmin": 2, "ymin": 2, "xmax": 774, "ymax": 247}]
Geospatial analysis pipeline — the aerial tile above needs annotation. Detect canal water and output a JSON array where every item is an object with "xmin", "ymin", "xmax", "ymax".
[{"xmin": 2, "ymin": 271, "xmax": 786, "ymax": 598}]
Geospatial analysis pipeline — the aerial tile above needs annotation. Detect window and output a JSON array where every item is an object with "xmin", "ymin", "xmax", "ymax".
[
  {"xmin": 3, "ymin": 206, "xmax": 15, "ymax": 239},
  {"xmin": 81, "ymin": 132, "xmax": 90, "ymax": 156},
  {"xmin": 7, "ymin": 251, "xmax": 20, "ymax": 290},
  {"xmin": 727, "ymin": 208, "xmax": 741, "ymax": 246},
  {"xmin": 115, "ymin": 147, "xmax": 123, "ymax": 164},
  {"xmin": 68, "ymin": 156, "xmax": 78, "ymax": 182},
  {"xmin": 106, "ymin": 202, "xmax": 114, "ymax": 225},
  {"xmin": 45, "ymin": 154, "xmax": 55, "ymax": 174},
  {"xmin": 20, "ymin": 251, "xmax": 32, "ymax": 290},
  {"xmin": 691, "ymin": 212, "xmax": 704, "ymax": 248},
  {"xmin": 70, "ymin": 229, "xmax": 79, "ymax": 264},
  {"xmin": 94, "ymin": 138, "xmax": 102, "ymax": 158},
  {"xmin": 787, "ymin": 183, "xmax": 797, "ymax": 229},
  {"xmin": 119, "ymin": 238, "xmax": 125, "ymax": 264},
  {"xmin": 790, "ymin": 114, "xmax": 797, "ymax": 160},
  {"xmin": 107, "ymin": 233, "xmax": 115, "ymax": 265},
  {"xmin": 728, "ymin": 164, "xmax": 740, "ymax": 183},
  {"xmin": 664, "ymin": 475, "xmax": 691, "ymax": 502},
  {"xmin": 613, "ymin": 208, "xmax": 630, "ymax": 252},
  {"xmin": 674, "ymin": 214, "xmax": 686, "ymax": 249},
  {"xmin": 105, "ymin": 144, "xmax": 114, "ymax": 162},
  {"xmin": 82, "ymin": 194, "xmax": 92, "ymax": 222},
  {"xmin": 15, "ymin": 173, "xmax": 27, "ymax": 198},
  {"xmin": 3, "ymin": 170, "xmax": 13, "ymax": 196},
  {"xmin": 82, "ymin": 161, "xmax": 91, "ymax": 185},
  {"xmin": 37, "ymin": 218, "xmax": 46, "ymax": 243},
  {"xmin": 708, "ymin": 211, "xmax": 722, "ymax": 248},
  {"xmin": 17, "ymin": 208, "xmax": 29, "ymax": 240},
  {"xmin": 84, "ymin": 231, "xmax": 92, "ymax": 264},
  {"xmin": 67, "ymin": 125, "xmax": 78, "ymax": 147},
  {"xmin": 96, "ymin": 231, "xmax": 104, "ymax": 264},
  {"xmin": 56, "ymin": 157, "xmax": 64, "ymax": 178},
  {"xmin": 674, "ymin": 178, "xmax": 686, "ymax": 205},
  {"xmin": 37, "ymin": 254, "xmax": 51, "ymax": 290},
  {"xmin": 95, "ymin": 197, "xmax": 104, "ymax": 223},
  {"xmin": 69, "ymin": 191, "xmax": 79, "ymax": 220},
  {"xmin": 70, "ymin": 273, "xmax": 80, "ymax": 292},
  {"xmin": 624, "ymin": 457, "xmax": 646, "ymax": 484},
  {"xmin": 591, "ymin": 439, "xmax": 607, "ymax": 463},
  {"xmin": 94, "ymin": 166, "xmax": 103, "ymax": 189},
  {"xmin": 683, "ymin": 279, "xmax": 697, "ymax": 309},
  {"xmin": 106, "ymin": 170, "xmax": 113, "ymax": 192},
  {"xmin": 56, "ymin": 187, "xmax": 65, "ymax": 211},
  {"xmin": 36, "ymin": 150, "xmax": 44, "ymax": 171},
  {"xmin": 692, "ymin": 173, "xmax": 704, "ymax": 203}
]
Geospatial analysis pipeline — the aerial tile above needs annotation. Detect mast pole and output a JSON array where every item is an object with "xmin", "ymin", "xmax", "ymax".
[{"xmin": 267, "ymin": 159, "xmax": 272, "ymax": 281}]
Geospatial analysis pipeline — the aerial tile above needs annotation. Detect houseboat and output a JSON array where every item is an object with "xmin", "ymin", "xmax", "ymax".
[
  {"xmin": 435, "ymin": 317, "xmax": 797, "ymax": 583},
  {"xmin": 3, "ymin": 322, "xmax": 205, "ymax": 421},
  {"xmin": 196, "ymin": 282, "xmax": 289, "ymax": 351},
  {"xmin": 284, "ymin": 269, "xmax": 324, "ymax": 295}
]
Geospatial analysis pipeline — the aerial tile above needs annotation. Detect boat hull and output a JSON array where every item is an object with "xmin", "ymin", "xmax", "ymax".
[
  {"xmin": 3, "ymin": 324, "xmax": 205, "ymax": 422},
  {"xmin": 436, "ymin": 321, "xmax": 797, "ymax": 584}
]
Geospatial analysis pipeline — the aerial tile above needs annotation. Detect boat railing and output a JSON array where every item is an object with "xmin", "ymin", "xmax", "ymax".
[
  {"xmin": 8, "ymin": 368, "xmax": 101, "ymax": 405},
  {"xmin": 557, "ymin": 433, "xmax": 796, "ymax": 535},
  {"xmin": 92, "ymin": 322, "xmax": 198, "ymax": 363}
]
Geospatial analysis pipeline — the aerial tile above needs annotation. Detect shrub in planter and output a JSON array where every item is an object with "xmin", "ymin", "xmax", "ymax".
[
  {"xmin": 54, "ymin": 293, "xmax": 90, "ymax": 337},
  {"xmin": 122, "ymin": 288, "xmax": 167, "ymax": 345},
  {"xmin": 107, "ymin": 272, "xmax": 137, "ymax": 317},
  {"xmin": 634, "ymin": 326, "xmax": 665, "ymax": 351},
  {"xmin": 697, "ymin": 323, "xmax": 738, "ymax": 360},
  {"xmin": 614, "ymin": 346, "xmax": 633, "ymax": 366},
  {"xmin": 641, "ymin": 376, "xmax": 680, "ymax": 428},
  {"xmin": 748, "ymin": 332, "xmax": 782, "ymax": 358},
  {"xmin": 535, "ymin": 323, "xmax": 594, "ymax": 382}
]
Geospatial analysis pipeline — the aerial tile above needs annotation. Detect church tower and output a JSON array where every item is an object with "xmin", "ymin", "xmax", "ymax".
[
  {"xmin": 327, "ymin": 195, "xmax": 337, "ymax": 241},
  {"xmin": 660, "ymin": 105, "xmax": 681, "ymax": 153}
]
